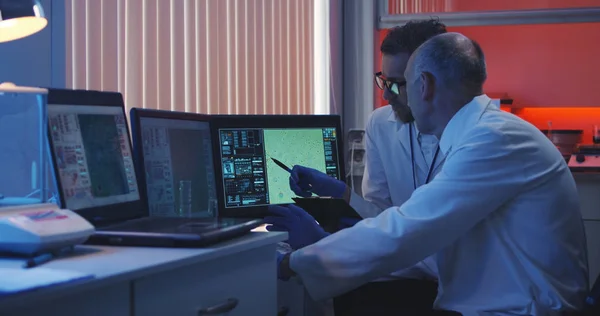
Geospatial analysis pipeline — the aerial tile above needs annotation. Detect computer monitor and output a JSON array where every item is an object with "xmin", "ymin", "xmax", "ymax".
[
  {"xmin": 46, "ymin": 89, "xmax": 141, "ymax": 221},
  {"xmin": 211, "ymin": 115, "xmax": 345, "ymax": 217},
  {"xmin": 130, "ymin": 109, "xmax": 218, "ymax": 218}
]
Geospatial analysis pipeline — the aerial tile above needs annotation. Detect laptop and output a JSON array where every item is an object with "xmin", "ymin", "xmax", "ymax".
[
  {"xmin": 128, "ymin": 108, "xmax": 219, "ymax": 219},
  {"xmin": 210, "ymin": 114, "xmax": 346, "ymax": 218},
  {"xmin": 46, "ymin": 88, "xmax": 263, "ymax": 247}
]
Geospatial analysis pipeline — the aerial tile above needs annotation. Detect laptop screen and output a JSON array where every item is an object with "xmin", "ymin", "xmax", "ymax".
[
  {"xmin": 138, "ymin": 117, "xmax": 217, "ymax": 218},
  {"xmin": 218, "ymin": 127, "xmax": 341, "ymax": 208},
  {"xmin": 47, "ymin": 104, "xmax": 139, "ymax": 211}
]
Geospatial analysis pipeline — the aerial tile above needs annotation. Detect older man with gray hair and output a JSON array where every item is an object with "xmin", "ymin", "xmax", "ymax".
[{"xmin": 275, "ymin": 32, "xmax": 588, "ymax": 315}]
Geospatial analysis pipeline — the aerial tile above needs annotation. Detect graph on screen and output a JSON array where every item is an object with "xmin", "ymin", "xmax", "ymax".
[{"xmin": 263, "ymin": 129, "xmax": 326, "ymax": 204}]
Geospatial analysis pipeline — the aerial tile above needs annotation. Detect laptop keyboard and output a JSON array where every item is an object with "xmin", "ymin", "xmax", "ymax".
[{"xmin": 104, "ymin": 217, "xmax": 214, "ymax": 233}]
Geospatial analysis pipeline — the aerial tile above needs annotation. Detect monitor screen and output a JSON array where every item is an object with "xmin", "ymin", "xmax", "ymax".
[
  {"xmin": 47, "ymin": 104, "xmax": 140, "ymax": 211},
  {"xmin": 138, "ymin": 117, "xmax": 217, "ymax": 217},
  {"xmin": 218, "ymin": 126, "xmax": 341, "ymax": 208}
]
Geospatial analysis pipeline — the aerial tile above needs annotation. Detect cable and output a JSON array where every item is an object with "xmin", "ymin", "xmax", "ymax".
[
  {"xmin": 346, "ymin": 139, "xmax": 358, "ymax": 178},
  {"xmin": 24, "ymin": 189, "xmax": 40, "ymax": 198},
  {"xmin": 24, "ymin": 188, "xmax": 58, "ymax": 203},
  {"xmin": 349, "ymin": 141, "xmax": 356, "ymax": 189}
]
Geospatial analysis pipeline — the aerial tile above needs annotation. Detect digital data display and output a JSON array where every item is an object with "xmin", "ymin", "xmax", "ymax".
[
  {"xmin": 48, "ymin": 104, "xmax": 139, "ymax": 210},
  {"xmin": 218, "ymin": 127, "xmax": 340, "ymax": 208},
  {"xmin": 138, "ymin": 117, "xmax": 217, "ymax": 218}
]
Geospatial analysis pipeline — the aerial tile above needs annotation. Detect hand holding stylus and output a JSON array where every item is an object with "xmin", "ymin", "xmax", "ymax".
[
  {"xmin": 288, "ymin": 165, "xmax": 346, "ymax": 198},
  {"xmin": 270, "ymin": 157, "xmax": 313, "ymax": 195}
]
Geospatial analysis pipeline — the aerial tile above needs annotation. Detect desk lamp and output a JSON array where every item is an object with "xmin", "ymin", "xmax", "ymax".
[{"xmin": 0, "ymin": 0, "xmax": 47, "ymax": 43}]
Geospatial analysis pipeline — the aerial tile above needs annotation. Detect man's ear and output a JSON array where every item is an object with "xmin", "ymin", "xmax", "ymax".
[{"xmin": 420, "ymin": 71, "xmax": 436, "ymax": 101}]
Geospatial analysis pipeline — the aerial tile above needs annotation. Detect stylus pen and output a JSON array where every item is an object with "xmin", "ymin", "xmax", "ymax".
[
  {"xmin": 271, "ymin": 158, "xmax": 292, "ymax": 173},
  {"xmin": 23, "ymin": 246, "xmax": 74, "ymax": 269},
  {"xmin": 23, "ymin": 253, "xmax": 54, "ymax": 269}
]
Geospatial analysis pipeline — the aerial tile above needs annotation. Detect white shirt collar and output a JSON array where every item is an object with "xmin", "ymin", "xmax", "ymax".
[
  {"xmin": 438, "ymin": 94, "xmax": 493, "ymax": 156},
  {"xmin": 386, "ymin": 106, "xmax": 398, "ymax": 122}
]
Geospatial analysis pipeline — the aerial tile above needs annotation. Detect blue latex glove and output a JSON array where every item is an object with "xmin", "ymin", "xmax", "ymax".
[
  {"xmin": 289, "ymin": 165, "xmax": 346, "ymax": 198},
  {"xmin": 265, "ymin": 204, "xmax": 330, "ymax": 249}
]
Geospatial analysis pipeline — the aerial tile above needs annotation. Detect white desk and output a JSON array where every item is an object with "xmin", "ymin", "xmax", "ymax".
[{"xmin": 0, "ymin": 231, "xmax": 287, "ymax": 316}]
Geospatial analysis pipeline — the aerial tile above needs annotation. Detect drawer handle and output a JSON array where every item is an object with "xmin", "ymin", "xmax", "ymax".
[
  {"xmin": 197, "ymin": 298, "xmax": 239, "ymax": 315},
  {"xmin": 278, "ymin": 306, "xmax": 290, "ymax": 316}
]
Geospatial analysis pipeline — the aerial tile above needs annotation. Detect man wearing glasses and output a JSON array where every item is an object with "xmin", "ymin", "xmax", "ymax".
[
  {"xmin": 271, "ymin": 31, "xmax": 587, "ymax": 316},
  {"xmin": 266, "ymin": 19, "xmax": 449, "ymax": 315}
]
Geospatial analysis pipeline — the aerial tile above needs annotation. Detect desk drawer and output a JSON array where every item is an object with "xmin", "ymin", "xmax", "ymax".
[
  {"xmin": 2, "ymin": 282, "xmax": 130, "ymax": 316},
  {"xmin": 133, "ymin": 245, "xmax": 277, "ymax": 316},
  {"xmin": 584, "ymin": 221, "xmax": 600, "ymax": 286},
  {"xmin": 576, "ymin": 176, "xmax": 600, "ymax": 220},
  {"xmin": 278, "ymin": 280, "xmax": 305, "ymax": 316}
]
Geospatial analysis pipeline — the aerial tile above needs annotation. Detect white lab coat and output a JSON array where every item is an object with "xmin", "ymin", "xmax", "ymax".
[
  {"xmin": 348, "ymin": 105, "xmax": 443, "ymax": 280},
  {"xmin": 349, "ymin": 105, "xmax": 444, "ymax": 219},
  {"xmin": 290, "ymin": 95, "xmax": 589, "ymax": 315}
]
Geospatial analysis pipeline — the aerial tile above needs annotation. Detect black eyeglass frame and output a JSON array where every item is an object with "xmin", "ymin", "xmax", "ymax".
[{"xmin": 374, "ymin": 72, "xmax": 406, "ymax": 95}]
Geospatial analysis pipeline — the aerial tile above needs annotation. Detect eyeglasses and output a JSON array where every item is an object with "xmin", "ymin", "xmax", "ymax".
[{"xmin": 374, "ymin": 72, "xmax": 406, "ymax": 95}]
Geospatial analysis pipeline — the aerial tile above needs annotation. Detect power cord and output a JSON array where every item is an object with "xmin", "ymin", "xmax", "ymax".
[
  {"xmin": 18, "ymin": 189, "xmax": 58, "ymax": 204},
  {"xmin": 346, "ymin": 140, "xmax": 359, "ymax": 190}
]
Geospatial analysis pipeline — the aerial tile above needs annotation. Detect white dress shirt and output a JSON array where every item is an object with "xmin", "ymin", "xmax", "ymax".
[
  {"xmin": 348, "ymin": 105, "xmax": 443, "ymax": 279},
  {"xmin": 350, "ymin": 106, "xmax": 444, "ymax": 221},
  {"xmin": 417, "ymin": 127, "xmax": 439, "ymax": 166},
  {"xmin": 290, "ymin": 95, "xmax": 589, "ymax": 315}
]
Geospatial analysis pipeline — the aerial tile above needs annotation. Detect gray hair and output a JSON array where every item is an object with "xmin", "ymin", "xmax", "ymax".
[{"xmin": 412, "ymin": 32, "xmax": 487, "ymax": 92}]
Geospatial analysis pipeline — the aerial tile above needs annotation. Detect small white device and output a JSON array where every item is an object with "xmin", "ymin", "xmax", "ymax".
[
  {"xmin": 0, "ymin": 203, "xmax": 95, "ymax": 256},
  {"xmin": 568, "ymin": 145, "xmax": 600, "ymax": 172}
]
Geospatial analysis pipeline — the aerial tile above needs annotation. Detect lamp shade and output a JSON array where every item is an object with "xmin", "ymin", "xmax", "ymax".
[{"xmin": 0, "ymin": 0, "xmax": 47, "ymax": 43}]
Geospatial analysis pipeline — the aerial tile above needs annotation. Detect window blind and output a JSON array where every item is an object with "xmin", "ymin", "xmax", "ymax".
[
  {"xmin": 66, "ymin": 0, "xmax": 328, "ymax": 115},
  {"xmin": 387, "ymin": 0, "xmax": 452, "ymax": 14}
]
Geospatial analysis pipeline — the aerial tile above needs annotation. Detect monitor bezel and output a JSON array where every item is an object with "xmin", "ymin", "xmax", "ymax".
[
  {"xmin": 46, "ymin": 88, "xmax": 145, "ymax": 225},
  {"xmin": 210, "ymin": 114, "xmax": 346, "ymax": 218},
  {"xmin": 129, "ymin": 108, "xmax": 216, "ymax": 218}
]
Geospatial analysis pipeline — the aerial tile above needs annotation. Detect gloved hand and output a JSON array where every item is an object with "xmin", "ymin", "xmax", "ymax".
[
  {"xmin": 289, "ymin": 165, "xmax": 346, "ymax": 198},
  {"xmin": 265, "ymin": 204, "xmax": 330, "ymax": 249}
]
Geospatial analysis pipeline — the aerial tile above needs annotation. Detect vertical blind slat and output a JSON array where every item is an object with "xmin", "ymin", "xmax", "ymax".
[
  {"xmin": 258, "ymin": 0, "xmax": 266, "ymax": 114},
  {"xmin": 71, "ymin": 0, "xmax": 86, "ymax": 89},
  {"xmin": 65, "ymin": 0, "xmax": 72, "ymax": 88},
  {"xmin": 246, "ymin": 0, "xmax": 255, "ymax": 114},
  {"xmin": 183, "ymin": 0, "xmax": 195, "ymax": 113},
  {"xmin": 171, "ymin": 0, "xmax": 185, "ymax": 112},
  {"xmin": 275, "ymin": 0, "xmax": 283, "ymax": 114},
  {"xmin": 101, "ymin": 0, "xmax": 118, "ymax": 92}
]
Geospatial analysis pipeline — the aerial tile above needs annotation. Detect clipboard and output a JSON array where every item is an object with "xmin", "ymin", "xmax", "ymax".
[{"xmin": 292, "ymin": 197, "xmax": 361, "ymax": 233}]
